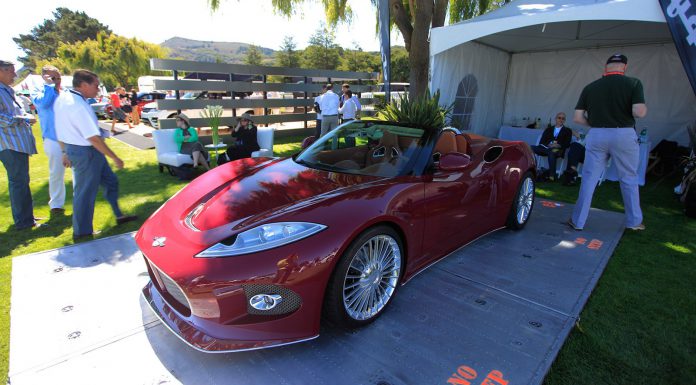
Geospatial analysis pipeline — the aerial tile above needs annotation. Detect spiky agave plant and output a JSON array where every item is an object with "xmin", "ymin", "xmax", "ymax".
[{"xmin": 375, "ymin": 89, "xmax": 453, "ymax": 132}]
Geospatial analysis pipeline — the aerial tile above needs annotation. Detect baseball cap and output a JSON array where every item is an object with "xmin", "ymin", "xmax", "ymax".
[{"xmin": 606, "ymin": 54, "xmax": 628, "ymax": 64}]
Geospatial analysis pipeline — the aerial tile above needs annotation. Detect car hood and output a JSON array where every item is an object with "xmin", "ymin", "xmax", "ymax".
[{"xmin": 184, "ymin": 157, "xmax": 380, "ymax": 231}]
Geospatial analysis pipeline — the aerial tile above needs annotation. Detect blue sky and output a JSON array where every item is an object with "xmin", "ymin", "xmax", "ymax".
[{"xmin": 3, "ymin": 0, "xmax": 405, "ymax": 67}]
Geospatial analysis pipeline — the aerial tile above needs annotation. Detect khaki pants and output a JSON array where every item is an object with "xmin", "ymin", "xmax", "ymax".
[{"xmin": 320, "ymin": 115, "xmax": 339, "ymax": 137}]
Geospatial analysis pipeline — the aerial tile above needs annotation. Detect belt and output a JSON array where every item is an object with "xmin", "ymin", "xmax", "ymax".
[{"xmin": 323, "ymin": 114, "xmax": 338, "ymax": 116}]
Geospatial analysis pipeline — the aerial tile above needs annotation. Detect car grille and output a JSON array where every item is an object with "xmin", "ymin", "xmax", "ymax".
[
  {"xmin": 146, "ymin": 258, "xmax": 191, "ymax": 313},
  {"xmin": 159, "ymin": 269, "xmax": 190, "ymax": 310}
]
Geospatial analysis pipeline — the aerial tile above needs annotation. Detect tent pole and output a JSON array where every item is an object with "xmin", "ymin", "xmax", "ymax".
[{"xmin": 500, "ymin": 51, "xmax": 513, "ymax": 128}]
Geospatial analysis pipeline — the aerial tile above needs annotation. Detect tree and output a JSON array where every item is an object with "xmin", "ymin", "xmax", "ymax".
[
  {"xmin": 56, "ymin": 32, "xmax": 167, "ymax": 88},
  {"xmin": 390, "ymin": 46, "xmax": 409, "ymax": 83},
  {"xmin": 339, "ymin": 43, "xmax": 380, "ymax": 73},
  {"xmin": 207, "ymin": 0, "xmax": 509, "ymax": 97},
  {"xmin": 244, "ymin": 45, "xmax": 264, "ymax": 66},
  {"xmin": 13, "ymin": 7, "xmax": 111, "ymax": 71},
  {"xmin": 275, "ymin": 36, "xmax": 301, "ymax": 68},
  {"xmin": 302, "ymin": 26, "xmax": 342, "ymax": 70}
]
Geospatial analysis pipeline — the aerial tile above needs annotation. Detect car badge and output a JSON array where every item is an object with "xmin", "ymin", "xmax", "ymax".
[{"xmin": 152, "ymin": 237, "xmax": 167, "ymax": 247}]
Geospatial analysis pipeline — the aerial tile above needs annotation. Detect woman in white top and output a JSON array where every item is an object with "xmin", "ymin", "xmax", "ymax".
[{"xmin": 338, "ymin": 90, "xmax": 357, "ymax": 122}]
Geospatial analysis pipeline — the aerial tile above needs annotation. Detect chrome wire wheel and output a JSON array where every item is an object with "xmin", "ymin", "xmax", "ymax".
[
  {"xmin": 516, "ymin": 176, "xmax": 534, "ymax": 224},
  {"xmin": 342, "ymin": 235, "xmax": 401, "ymax": 321}
]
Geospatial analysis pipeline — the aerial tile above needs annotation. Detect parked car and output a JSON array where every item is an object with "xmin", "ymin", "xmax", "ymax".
[
  {"xmin": 136, "ymin": 91, "xmax": 167, "ymax": 110},
  {"xmin": 361, "ymin": 82, "xmax": 410, "ymax": 110},
  {"xmin": 88, "ymin": 95, "xmax": 110, "ymax": 119},
  {"xmin": 135, "ymin": 121, "xmax": 536, "ymax": 352},
  {"xmin": 141, "ymin": 91, "xmax": 267, "ymax": 128},
  {"xmin": 105, "ymin": 91, "xmax": 167, "ymax": 119}
]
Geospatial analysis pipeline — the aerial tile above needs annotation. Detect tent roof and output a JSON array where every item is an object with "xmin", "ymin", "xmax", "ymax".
[{"xmin": 431, "ymin": 0, "xmax": 671, "ymax": 56}]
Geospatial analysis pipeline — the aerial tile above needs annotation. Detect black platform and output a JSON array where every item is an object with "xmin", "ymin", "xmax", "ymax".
[{"xmin": 9, "ymin": 199, "xmax": 625, "ymax": 385}]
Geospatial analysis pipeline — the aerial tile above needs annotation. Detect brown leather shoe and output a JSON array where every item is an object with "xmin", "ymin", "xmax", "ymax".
[
  {"xmin": 16, "ymin": 222, "xmax": 48, "ymax": 231},
  {"xmin": 116, "ymin": 215, "xmax": 138, "ymax": 225},
  {"xmin": 73, "ymin": 230, "xmax": 102, "ymax": 241},
  {"xmin": 50, "ymin": 208, "xmax": 65, "ymax": 215}
]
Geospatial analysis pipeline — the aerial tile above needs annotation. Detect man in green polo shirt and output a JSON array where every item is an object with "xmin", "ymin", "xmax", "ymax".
[{"xmin": 568, "ymin": 53, "xmax": 647, "ymax": 231}]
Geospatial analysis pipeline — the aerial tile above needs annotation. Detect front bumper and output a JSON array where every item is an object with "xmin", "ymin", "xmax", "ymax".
[{"xmin": 142, "ymin": 280, "xmax": 318, "ymax": 353}]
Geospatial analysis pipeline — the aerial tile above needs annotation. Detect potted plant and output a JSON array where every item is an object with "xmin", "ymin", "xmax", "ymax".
[{"xmin": 375, "ymin": 89, "xmax": 453, "ymax": 132}]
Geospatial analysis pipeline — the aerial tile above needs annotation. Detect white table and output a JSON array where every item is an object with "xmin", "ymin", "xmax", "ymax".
[
  {"xmin": 498, "ymin": 125, "xmax": 544, "ymax": 146},
  {"xmin": 205, "ymin": 143, "xmax": 228, "ymax": 166},
  {"xmin": 603, "ymin": 141, "xmax": 650, "ymax": 186}
]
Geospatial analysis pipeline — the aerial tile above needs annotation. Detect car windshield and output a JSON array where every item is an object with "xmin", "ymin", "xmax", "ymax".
[
  {"xmin": 295, "ymin": 121, "xmax": 426, "ymax": 177},
  {"xmin": 180, "ymin": 92, "xmax": 200, "ymax": 100}
]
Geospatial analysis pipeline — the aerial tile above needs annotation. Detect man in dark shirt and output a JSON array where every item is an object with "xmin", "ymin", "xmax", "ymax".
[
  {"xmin": 530, "ymin": 112, "xmax": 572, "ymax": 180},
  {"xmin": 568, "ymin": 54, "xmax": 647, "ymax": 231}
]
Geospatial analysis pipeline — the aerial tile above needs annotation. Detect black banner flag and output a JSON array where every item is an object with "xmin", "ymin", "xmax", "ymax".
[{"xmin": 660, "ymin": 0, "xmax": 696, "ymax": 95}]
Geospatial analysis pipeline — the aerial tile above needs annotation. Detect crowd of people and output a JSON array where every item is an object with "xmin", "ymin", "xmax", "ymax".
[
  {"xmin": 314, "ymin": 83, "xmax": 362, "ymax": 139},
  {"xmin": 109, "ymin": 86, "xmax": 141, "ymax": 133},
  {"xmin": 0, "ymin": 53, "xmax": 647, "ymax": 238},
  {"xmin": 0, "ymin": 61, "xmax": 137, "ymax": 239}
]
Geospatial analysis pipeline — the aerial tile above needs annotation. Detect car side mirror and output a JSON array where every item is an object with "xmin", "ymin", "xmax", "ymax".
[
  {"xmin": 438, "ymin": 152, "xmax": 471, "ymax": 171},
  {"xmin": 301, "ymin": 136, "xmax": 317, "ymax": 149}
]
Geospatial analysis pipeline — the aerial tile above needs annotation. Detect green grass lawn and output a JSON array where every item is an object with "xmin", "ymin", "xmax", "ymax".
[{"xmin": 1, "ymin": 127, "xmax": 694, "ymax": 383}]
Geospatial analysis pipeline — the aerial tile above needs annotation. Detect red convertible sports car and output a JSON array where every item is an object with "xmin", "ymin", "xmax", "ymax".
[{"xmin": 136, "ymin": 120, "xmax": 536, "ymax": 352}]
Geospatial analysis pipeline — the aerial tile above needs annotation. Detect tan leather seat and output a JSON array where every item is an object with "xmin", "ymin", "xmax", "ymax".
[
  {"xmin": 434, "ymin": 131, "xmax": 457, "ymax": 156},
  {"xmin": 455, "ymin": 134, "xmax": 468, "ymax": 155}
]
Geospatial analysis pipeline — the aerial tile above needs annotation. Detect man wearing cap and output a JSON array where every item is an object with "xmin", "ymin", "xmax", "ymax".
[
  {"xmin": 568, "ymin": 54, "xmax": 647, "ymax": 231},
  {"xmin": 31, "ymin": 64, "xmax": 69, "ymax": 215},
  {"xmin": 54, "ymin": 69, "xmax": 137, "ymax": 241},
  {"xmin": 0, "ymin": 59, "xmax": 42, "ymax": 230}
]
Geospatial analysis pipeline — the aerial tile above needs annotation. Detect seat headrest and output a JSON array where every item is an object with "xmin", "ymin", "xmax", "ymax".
[{"xmin": 434, "ymin": 131, "xmax": 457, "ymax": 156}]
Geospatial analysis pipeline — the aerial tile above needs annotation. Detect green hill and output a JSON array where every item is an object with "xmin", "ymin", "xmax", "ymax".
[{"xmin": 161, "ymin": 37, "xmax": 275, "ymax": 64}]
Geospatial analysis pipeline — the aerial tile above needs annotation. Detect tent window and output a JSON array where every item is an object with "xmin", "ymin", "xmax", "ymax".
[{"xmin": 452, "ymin": 75, "xmax": 478, "ymax": 131}]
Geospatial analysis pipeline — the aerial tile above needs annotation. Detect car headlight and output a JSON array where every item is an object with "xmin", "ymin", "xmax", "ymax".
[{"xmin": 196, "ymin": 222, "xmax": 327, "ymax": 258}]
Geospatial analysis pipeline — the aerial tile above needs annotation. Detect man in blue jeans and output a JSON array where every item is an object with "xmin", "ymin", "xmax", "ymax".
[
  {"xmin": 54, "ymin": 69, "xmax": 137, "ymax": 240},
  {"xmin": 0, "ymin": 59, "xmax": 42, "ymax": 231}
]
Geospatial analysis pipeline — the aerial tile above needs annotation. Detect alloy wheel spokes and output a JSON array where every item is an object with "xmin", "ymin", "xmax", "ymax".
[
  {"xmin": 343, "ymin": 235, "xmax": 401, "ymax": 321},
  {"xmin": 517, "ymin": 177, "xmax": 534, "ymax": 223}
]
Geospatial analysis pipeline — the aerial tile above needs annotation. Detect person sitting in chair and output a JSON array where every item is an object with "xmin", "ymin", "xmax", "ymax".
[
  {"xmin": 174, "ymin": 113, "xmax": 209, "ymax": 170},
  {"xmin": 561, "ymin": 130, "xmax": 586, "ymax": 186},
  {"xmin": 226, "ymin": 113, "xmax": 260, "ymax": 162},
  {"xmin": 531, "ymin": 112, "xmax": 572, "ymax": 180}
]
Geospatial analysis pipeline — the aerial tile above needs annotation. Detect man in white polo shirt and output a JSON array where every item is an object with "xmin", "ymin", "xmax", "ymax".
[
  {"xmin": 54, "ymin": 69, "xmax": 137, "ymax": 241},
  {"xmin": 318, "ymin": 83, "xmax": 339, "ymax": 137}
]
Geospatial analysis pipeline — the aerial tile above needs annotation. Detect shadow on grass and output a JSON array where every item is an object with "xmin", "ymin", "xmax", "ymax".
[{"xmin": 0, "ymin": 161, "xmax": 188, "ymax": 259}]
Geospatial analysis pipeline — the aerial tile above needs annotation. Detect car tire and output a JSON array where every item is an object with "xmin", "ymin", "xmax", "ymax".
[
  {"xmin": 324, "ymin": 225, "xmax": 404, "ymax": 329},
  {"xmin": 506, "ymin": 171, "xmax": 535, "ymax": 230}
]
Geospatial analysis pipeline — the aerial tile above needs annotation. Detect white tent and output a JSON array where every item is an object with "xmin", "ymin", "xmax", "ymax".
[{"xmin": 430, "ymin": 0, "xmax": 696, "ymax": 146}]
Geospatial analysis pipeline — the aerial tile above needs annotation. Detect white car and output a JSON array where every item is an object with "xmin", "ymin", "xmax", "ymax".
[{"xmin": 361, "ymin": 82, "xmax": 409, "ymax": 110}]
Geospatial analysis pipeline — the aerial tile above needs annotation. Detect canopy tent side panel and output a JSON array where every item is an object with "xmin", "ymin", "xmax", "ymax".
[
  {"xmin": 431, "ymin": 41, "xmax": 510, "ymax": 137},
  {"xmin": 504, "ymin": 44, "xmax": 696, "ymax": 146}
]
